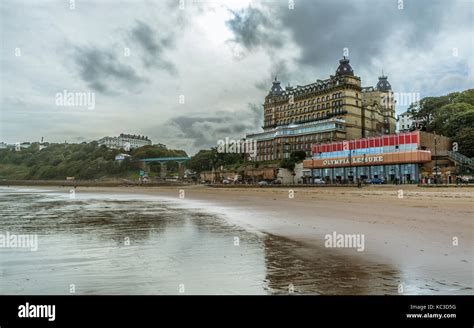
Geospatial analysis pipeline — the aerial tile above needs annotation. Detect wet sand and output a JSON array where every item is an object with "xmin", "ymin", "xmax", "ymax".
[{"xmin": 1, "ymin": 185, "xmax": 472, "ymax": 294}]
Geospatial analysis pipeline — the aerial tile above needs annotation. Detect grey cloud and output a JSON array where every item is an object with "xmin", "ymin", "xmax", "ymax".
[
  {"xmin": 226, "ymin": 1, "xmax": 448, "ymax": 72},
  {"xmin": 277, "ymin": 0, "xmax": 447, "ymax": 68},
  {"xmin": 255, "ymin": 59, "xmax": 292, "ymax": 91},
  {"xmin": 72, "ymin": 19, "xmax": 178, "ymax": 94},
  {"xmin": 169, "ymin": 104, "xmax": 263, "ymax": 149},
  {"xmin": 226, "ymin": 6, "xmax": 283, "ymax": 51},
  {"xmin": 73, "ymin": 46, "xmax": 146, "ymax": 94},
  {"xmin": 129, "ymin": 20, "xmax": 177, "ymax": 74}
]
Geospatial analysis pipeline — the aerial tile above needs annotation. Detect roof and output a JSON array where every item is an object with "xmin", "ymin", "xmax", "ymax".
[
  {"xmin": 335, "ymin": 56, "xmax": 354, "ymax": 76},
  {"xmin": 376, "ymin": 75, "xmax": 392, "ymax": 91}
]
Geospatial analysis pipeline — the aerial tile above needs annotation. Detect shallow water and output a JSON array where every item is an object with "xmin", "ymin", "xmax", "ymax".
[{"xmin": 0, "ymin": 187, "xmax": 404, "ymax": 295}]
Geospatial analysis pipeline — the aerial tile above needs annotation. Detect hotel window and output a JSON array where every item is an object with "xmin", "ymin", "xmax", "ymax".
[
  {"xmin": 317, "ymin": 105, "xmax": 320, "ymax": 110},
  {"xmin": 322, "ymin": 104, "xmax": 325, "ymax": 109},
  {"xmin": 326, "ymin": 95, "xmax": 329, "ymax": 101},
  {"xmin": 317, "ymin": 98, "xmax": 320, "ymax": 103},
  {"xmin": 317, "ymin": 113, "xmax": 320, "ymax": 118}
]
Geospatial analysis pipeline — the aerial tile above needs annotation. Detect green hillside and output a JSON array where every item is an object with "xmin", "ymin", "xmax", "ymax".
[{"xmin": 0, "ymin": 142, "xmax": 187, "ymax": 180}]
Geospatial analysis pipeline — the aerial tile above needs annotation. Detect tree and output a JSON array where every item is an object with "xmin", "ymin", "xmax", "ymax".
[
  {"xmin": 132, "ymin": 145, "xmax": 187, "ymax": 159},
  {"xmin": 0, "ymin": 141, "xmax": 187, "ymax": 180},
  {"xmin": 290, "ymin": 150, "xmax": 307, "ymax": 162},
  {"xmin": 453, "ymin": 89, "xmax": 474, "ymax": 105},
  {"xmin": 280, "ymin": 158, "xmax": 295, "ymax": 171},
  {"xmin": 431, "ymin": 103, "xmax": 473, "ymax": 136},
  {"xmin": 453, "ymin": 127, "xmax": 474, "ymax": 158},
  {"xmin": 407, "ymin": 89, "xmax": 474, "ymax": 158},
  {"xmin": 187, "ymin": 150, "xmax": 215, "ymax": 173},
  {"xmin": 187, "ymin": 148, "xmax": 243, "ymax": 173}
]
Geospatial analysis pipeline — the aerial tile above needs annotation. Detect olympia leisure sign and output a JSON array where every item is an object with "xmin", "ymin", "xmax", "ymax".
[{"xmin": 322, "ymin": 155, "xmax": 384, "ymax": 166}]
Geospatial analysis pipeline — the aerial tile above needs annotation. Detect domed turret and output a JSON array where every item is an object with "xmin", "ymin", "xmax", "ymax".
[
  {"xmin": 270, "ymin": 76, "xmax": 283, "ymax": 94},
  {"xmin": 376, "ymin": 74, "xmax": 392, "ymax": 91},
  {"xmin": 336, "ymin": 56, "xmax": 354, "ymax": 76}
]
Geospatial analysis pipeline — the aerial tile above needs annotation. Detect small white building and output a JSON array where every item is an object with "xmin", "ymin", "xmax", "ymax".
[
  {"xmin": 397, "ymin": 111, "xmax": 414, "ymax": 132},
  {"xmin": 6, "ymin": 142, "xmax": 31, "ymax": 151},
  {"xmin": 98, "ymin": 133, "xmax": 152, "ymax": 150},
  {"xmin": 277, "ymin": 162, "xmax": 305, "ymax": 184},
  {"xmin": 115, "ymin": 153, "xmax": 132, "ymax": 161}
]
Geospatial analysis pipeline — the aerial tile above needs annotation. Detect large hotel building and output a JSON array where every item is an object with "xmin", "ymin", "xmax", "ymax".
[
  {"xmin": 245, "ymin": 57, "xmax": 473, "ymax": 183},
  {"xmin": 246, "ymin": 57, "xmax": 396, "ymax": 161}
]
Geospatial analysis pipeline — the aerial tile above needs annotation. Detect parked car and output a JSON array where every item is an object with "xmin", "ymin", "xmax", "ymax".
[
  {"xmin": 222, "ymin": 179, "xmax": 231, "ymax": 184},
  {"xmin": 258, "ymin": 180, "xmax": 269, "ymax": 186},
  {"xmin": 271, "ymin": 179, "xmax": 282, "ymax": 184},
  {"xmin": 367, "ymin": 178, "xmax": 386, "ymax": 184},
  {"xmin": 313, "ymin": 178, "xmax": 326, "ymax": 184}
]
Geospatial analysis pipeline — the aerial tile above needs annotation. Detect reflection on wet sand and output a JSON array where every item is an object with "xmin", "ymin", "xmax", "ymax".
[
  {"xmin": 0, "ymin": 188, "xmax": 400, "ymax": 295},
  {"xmin": 263, "ymin": 235, "xmax": 400, "ymax": 294}
]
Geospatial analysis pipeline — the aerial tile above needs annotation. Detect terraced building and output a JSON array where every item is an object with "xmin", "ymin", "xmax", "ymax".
[{"xmin": 246, "ymin": 57, "xmax": 396, "ymax": 161}]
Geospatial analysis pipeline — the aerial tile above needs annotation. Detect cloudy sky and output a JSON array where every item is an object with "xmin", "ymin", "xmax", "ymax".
[{"xmin": 1, "ymin": 0, "xmax": 472, "ymax": 155}]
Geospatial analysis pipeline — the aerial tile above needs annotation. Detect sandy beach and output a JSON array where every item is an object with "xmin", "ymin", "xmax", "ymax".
[{"xmin": 6, "ymin": 184, "xmax": 472, "ymax": 295}]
